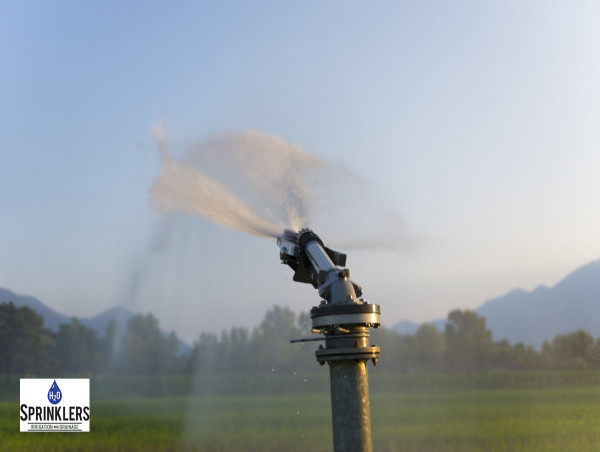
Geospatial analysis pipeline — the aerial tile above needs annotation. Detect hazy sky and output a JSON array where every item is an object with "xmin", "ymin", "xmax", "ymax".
[{"xmin": 2, "ymin": 1, "xmax": 599, "ymax": 343}]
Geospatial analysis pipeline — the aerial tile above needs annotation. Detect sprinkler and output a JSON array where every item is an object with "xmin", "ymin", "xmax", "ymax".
[{"xmin": 278, "ymin": 228, "xmax": 380, "ymax": 452}]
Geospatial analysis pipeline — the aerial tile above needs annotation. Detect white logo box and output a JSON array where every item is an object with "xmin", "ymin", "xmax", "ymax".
[{"xmin": 20, "ymin": 379, "xmax": 90, "ymax": 432}]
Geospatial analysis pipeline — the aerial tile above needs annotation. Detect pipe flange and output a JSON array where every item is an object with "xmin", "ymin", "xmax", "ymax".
[
  {"xmin": 311, "ymin": 303, "xmax": 380, "ymax": 329},
  {"xmin": 315, "ymin": 345, "xmax": 381, "ymax": 364}
]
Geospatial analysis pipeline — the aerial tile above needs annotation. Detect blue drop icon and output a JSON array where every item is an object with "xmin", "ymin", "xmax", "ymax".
[{"xmin": 48, "ymin": 380, "xmax": 62, "ymax": 405}]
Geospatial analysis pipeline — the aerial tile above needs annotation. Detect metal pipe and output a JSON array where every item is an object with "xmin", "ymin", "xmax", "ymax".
[
  {"xmin": 329, "ymin": 360, "xmax": 373, "ymax": 452},
  {"xmin": 304, "ymin": 239, "xmax": 336, "ymax": 274},
  {"xmin": 297, "ymin": 230, "xmax": 361, "ymax": 304}
]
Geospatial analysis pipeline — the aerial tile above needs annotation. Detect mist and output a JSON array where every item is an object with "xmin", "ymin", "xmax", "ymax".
[
  {"xmin": 150, "ymin": 126, "xmax": 328, "ymax": 238},
  {"xmin": 118, "ymin": 127, "xmax": 410, "ymax": 342}
]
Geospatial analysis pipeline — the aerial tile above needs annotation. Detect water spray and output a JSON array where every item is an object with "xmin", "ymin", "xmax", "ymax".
[{"xmin": 278, "ymin": 228, "xmax": 380, "ymax": 452}]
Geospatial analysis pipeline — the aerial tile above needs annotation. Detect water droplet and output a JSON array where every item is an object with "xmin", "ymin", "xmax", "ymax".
[{"xmin": 47, "ymin": 380, "xmax": 62, "ymax": 405}]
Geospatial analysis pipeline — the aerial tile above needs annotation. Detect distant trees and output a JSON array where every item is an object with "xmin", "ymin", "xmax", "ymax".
[
  {"xmin": 188, "ymin": 305, "xmax": 313, "ymax": 374},
  {"xmin": 445, "ymin": 309, "xmax": 493, "ymax": 371},
  {"xmin": 0, "ymin": 302, "xmax": 54, "ymax": 375},
  {"xmin": 415, "ymin": 324, "xmax": 446, "ymax": 371},
  {"xmin": 55, "ymin": 318, "xmax": 101, "ymax": 374},
  {"xmin": 372, "ymin": 310, "xmax": 600, "ymax": 373},
  {"xmin": 110, "ymin": 313, "xmax": 181, "ymax": 375},
  {"xmin": 0, "ymin": 302, "xmax": 314, "ymax": 377},
  {"xmin": 4, "ymin": 300, "xmax": 600, "ymax": 376},
  {"xmin": 551, "ymin": 330, "xmax": 595, "ymax": 369},
  {"xmin": 0, "ymin": 302, "xmax": 183, "ymax": 377}
]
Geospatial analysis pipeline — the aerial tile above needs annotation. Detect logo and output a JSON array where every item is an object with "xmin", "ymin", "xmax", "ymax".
[
  {"xmin": 20, "ymin": 379, "xmax": 90, "ymax": 432},
  {"xmin": 47, "ymin": 380, "xmax": 62, "ymax": 404}
]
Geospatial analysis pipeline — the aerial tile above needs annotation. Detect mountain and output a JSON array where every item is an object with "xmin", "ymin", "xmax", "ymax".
[
  {"xmin": 390, "ymin": 320, "xmax": 420, "ymax": 335},
  {"xmin": 393, "ymin": 258, "xmax": 600, "ymax": 349},
  {"xmin": 0, "ymin": 288, "xmax": 191, "ymax": 354},
  {"xmin": 391, "ymin": 318, "xmax": 448, "ymax": 335},
  {"xmin": 79, "ymin": 306, "xmax": 136, "ymax": 336},
  {"xmin": 0, "ymin": 288, "xmax": 71, "ymax": 330},
  {"xmin": 477, "ymin": 259, "xmax": 600, "ymax": 349}
]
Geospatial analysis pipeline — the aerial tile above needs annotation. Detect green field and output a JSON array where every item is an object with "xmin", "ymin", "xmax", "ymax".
[{"xmin": 3, "ymin": 374, "xmax": 600, "ymax": 451}]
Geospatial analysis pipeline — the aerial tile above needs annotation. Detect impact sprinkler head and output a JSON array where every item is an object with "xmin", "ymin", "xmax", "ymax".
[
  {"xmin": 277, "ymin": 228, "xmax": 361, "ymax": 303},
  {"xmin": 277, "ymin": 228, "xmax": 382, "ymax": 451},
  {"xmin": 277, "ymin": 227, "xmax": 380, "ymax": 343}
]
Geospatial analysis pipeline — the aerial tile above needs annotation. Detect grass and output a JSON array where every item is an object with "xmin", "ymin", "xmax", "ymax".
[
  {"xmin": 371, "ymin": 388, "xmax": 600, "ymax": 452},
  {"xmin": 3, "ymin": 373, "xmax": 600, "ymax": 451},
  {"xmin": 3, "ymin": 394, "xmax": 332, "ymax": 452}
]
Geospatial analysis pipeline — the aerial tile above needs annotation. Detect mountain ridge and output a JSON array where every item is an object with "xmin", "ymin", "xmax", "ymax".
[
  {"xmin": 0, "ymin": 288, "xmax": 191, "ymax": 353},
  {"xmin": 393, "ymin": 258, "xmax": 600, "ymax": 349}
]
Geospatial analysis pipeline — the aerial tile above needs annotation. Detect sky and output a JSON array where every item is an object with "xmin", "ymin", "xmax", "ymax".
[{"xmin": 2, "ymin": 1, "xmax": 600, "ymax": 343}]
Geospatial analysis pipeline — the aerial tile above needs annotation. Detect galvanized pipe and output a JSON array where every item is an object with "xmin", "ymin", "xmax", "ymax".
[{"xmin": 329, "ymin": 360, "xmax": 373, "ymax": 452}]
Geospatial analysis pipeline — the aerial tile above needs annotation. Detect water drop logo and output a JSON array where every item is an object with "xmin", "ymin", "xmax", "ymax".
[{"xmin": 47, "ymin": 380, "xmax": 62, "ymax": 405}]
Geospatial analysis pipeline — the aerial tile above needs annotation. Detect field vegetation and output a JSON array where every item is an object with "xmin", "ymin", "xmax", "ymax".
[
  {"xmin": 3, "ymin": 376, "xmax": 600, "ymax": 451},
  {"xmin": 4, "ymin": 302, "xmax": 600, "ymax": 450}
]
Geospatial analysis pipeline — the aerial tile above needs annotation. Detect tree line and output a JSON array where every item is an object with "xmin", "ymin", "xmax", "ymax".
[
  {"xmin": 371, "ymin": 309, "xmax": 600, "ymax": 373},
  {"xmin": 2, "ymin": 301, "xmax": 600, "ymax": 376},
  {"xmin": 0, "ymin": 302, "xmax": 312, "ymax": 376}
]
